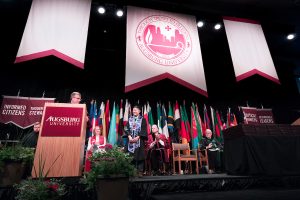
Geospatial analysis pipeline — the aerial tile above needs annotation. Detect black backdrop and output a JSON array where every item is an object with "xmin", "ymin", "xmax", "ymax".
[{"xmin": 0, "ymin": 0, "xmax": 299, "ymax": 128}]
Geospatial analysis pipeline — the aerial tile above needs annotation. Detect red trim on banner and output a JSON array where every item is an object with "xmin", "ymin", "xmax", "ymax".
[
  {"xmin": 125, "ymin": 72, "xmax": 208, "ymax": 97},
  {"xmin": 223, "ymin": 16, "xmax": 260, "ymax": 24},
  {"xmin": 236, "ymin": 69, "xmax": 280, "ymax": 84},
  {"xmin": 15, "ymin": 49, "xmax": 84, "ymax": 69}
]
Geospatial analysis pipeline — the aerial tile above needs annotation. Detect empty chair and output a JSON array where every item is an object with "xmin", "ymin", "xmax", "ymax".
[{"xmin": 172, "ymin": 143, "xmax": 199, "ymax": 175}]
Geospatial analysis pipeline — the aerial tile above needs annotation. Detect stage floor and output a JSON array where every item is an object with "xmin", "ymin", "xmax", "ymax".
[
  {"xmin": 151, "ymin": 188, "xmax": 300, "ymax": 200},
  {"xmin": 129, "ymin": 173, "xmax": 300, "ymax": 199}
]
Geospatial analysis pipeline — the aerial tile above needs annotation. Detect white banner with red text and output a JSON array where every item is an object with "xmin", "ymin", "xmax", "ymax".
[{"xmin": 125, "ymin": 6, "xmax": 207, "ymax": 96}]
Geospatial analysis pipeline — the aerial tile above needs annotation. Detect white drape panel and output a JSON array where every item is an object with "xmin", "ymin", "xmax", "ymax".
[
  {"xmin": 223, "ymin": 17, "xmax": 280, "ymax": 84},
  {"xmin": 126, "ymin": 6, "xmax": 207, "ymax": 96},
  {"xmin": 15, "ymin": 0, "xmax": 91, "ymax": 69}
]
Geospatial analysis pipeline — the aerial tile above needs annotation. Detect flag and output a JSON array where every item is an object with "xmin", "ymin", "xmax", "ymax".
[
  {"xmin": 99, "ymin": 102, "xmax": 106, "ymax": 138},
  {"xmin": 203, "ymin": 104, "xmax": 211, "ymax": 133},
  {"xmin": 216, "ymin": 110, "xmax": 224, "ymax": 142},
  {"xmin": 232, "ymin": 113, "xmax": 238, "ymax": 126},
  {"xmin": 88, "ymin": 100, "xmax": 95, "ymax": 137},
  {"xmin": 227, "ymin": 107, "xmax": 231, "ymax": 128},
  {"xmin": 174, "ymin": 101, "xmax": 181, "ymax": 143},
  {"xmin": 148, "ymin": 102, "xmax": 154, "ymax": 127},
  {"xmin": 105, "ymin": 100, "xmax": 110, "ymax": 137},
  {"xmin": 211, "ymin": 107, "xmax": 223, "ymax": 143},
  {"xmin": 223, "ymin": 17, "xmax": 280, "ymax": 84},
  {"xmin": 143, "ymin": 103, "xmax": 153, "ymax": 149},
  {"xmin": 115, "ymin": 104, "xmax": 120, "ymax": 141},
  {"xmin": 15, "ymin": 0, "xmax": 91, "ymax": 69},
  {"xmin": 161, "ymin": 104, "xmax": 169, "ymax": 138},
  {"xmin": 191, "ymin": 104, "xmax": 199, "ymax": 149},
  {"xmin": 108, "ymin": 102, "xmax": 117, "ymax": 146},
  {"xmin": 182, "ymin": 101, "xmax": 191, "ymax": 142},
  {"xmin": 92, "ymin": 101, "xmax": 98, "ymax": 130},
  {"xmin": 167, "ymin": 102, "xmax": 175, "ymax": 141},
  {"xmin": 179, "ymin": 105, "xmax": 189, "ymax": 144},
  {"xmin": 194, "ymin": 103, "xmax": 203, "ymax": 144},
  {"xmin": 125, "ymin": 6, "xmax": 207, "ymax": 96},
  {"xmin": 123, "ymin": 99, "xmax": 129, "ymax": 127},
  {"xmin": 157, "ymin": 103, "xmax": 163, "ymax": 134}
]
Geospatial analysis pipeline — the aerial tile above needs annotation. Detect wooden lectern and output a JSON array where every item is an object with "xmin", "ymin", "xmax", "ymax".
[{"xmin": 32, "ymin": 103, "xmax": 87, "ymax": 177}]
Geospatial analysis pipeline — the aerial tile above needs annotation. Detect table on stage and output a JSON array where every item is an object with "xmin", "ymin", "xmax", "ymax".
[{"xmin": 223, "ymin": 124, "xmax": 300, "ymax": 175}]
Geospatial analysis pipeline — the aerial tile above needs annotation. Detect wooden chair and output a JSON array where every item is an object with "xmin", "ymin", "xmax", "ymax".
[
  {"xmin": 172, "ymin": 143, "xmax": 199, "ymax": 175},
  {"xmin": 198, "ymin": 148, "xmax": 209, "ymax": 170}
]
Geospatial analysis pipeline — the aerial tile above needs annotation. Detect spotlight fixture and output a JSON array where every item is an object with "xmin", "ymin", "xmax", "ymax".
[
  {"xmin": 214, "ymin": 23, "xmax": 221, "ymax": 30},
  {"xmin": 197, "ymin": 21, "xmax": 204, "ymax": 28},
  {"xmin": 287, "ymin": 33, "xmax": 295, "ymax": 40},
  {"xmin": 97, "ymin": 6, "xmax": 105, "ymax": 14},
  {"xmin": 116, "ymin": 9, "xmax": 124, "ymax": 17}
]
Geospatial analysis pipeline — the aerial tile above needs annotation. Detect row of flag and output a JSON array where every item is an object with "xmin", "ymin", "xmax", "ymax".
[{"xmin": 87, "ymin": 100, "xmax": 238, "ymax": 149}]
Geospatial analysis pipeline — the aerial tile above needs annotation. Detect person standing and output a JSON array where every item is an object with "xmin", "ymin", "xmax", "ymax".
[
  {"xmin": 21, "ymin": 122, "xmax": 41, "ymax": 148},
  {"xmin": 124, "ymin": 105, "xmax": 148, "ymax": 177},
  {"xmin": 70, "ymin": 91, "xmax": 82, "ymax": 104}
]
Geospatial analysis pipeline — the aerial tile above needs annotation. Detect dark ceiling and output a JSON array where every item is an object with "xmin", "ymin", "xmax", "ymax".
[{"xmin": 0, "ymin": 0, "xmax": 299, "ymax": 123}]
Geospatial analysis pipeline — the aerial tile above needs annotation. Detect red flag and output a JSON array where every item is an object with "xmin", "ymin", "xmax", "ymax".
[{"xmin": 105, "ymin": 100, "xmax": 110, "ymax": 137}]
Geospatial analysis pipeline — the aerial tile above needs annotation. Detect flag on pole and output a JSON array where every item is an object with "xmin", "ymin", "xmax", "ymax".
[
  {"xmin": 191, "ymin": 105, "xmax": 199, "ymax": 150},
  {"xmin": 174, "ymin": 101, "xmax": 181, "ymax": 143},
  {"xmin": 105, "ymin": 100, "xmax": 110, "ymax": 137},
  {"xmin": 161, "ymin": 104, "xmax": 169, "ymax": 138},
  {"xmin": 108, "ymin": 102, "xmax": 117, "ymax": 146}
]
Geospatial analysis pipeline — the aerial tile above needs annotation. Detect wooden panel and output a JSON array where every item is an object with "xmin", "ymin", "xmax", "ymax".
[{"xmin": 32, "ymin": 103, "xmax": 86, "ymax": 177}]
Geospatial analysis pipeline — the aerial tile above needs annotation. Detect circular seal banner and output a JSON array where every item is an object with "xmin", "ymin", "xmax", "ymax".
[{"xmin": 136, "ymin": 15, "xmax": 192, "ymax": 66}]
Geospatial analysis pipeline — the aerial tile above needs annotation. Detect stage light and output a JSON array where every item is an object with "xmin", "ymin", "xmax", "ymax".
[
  {"xmin": 97, "ymin": 6, "xmax": 105, "ymax": 14},
  {"xmin": 197, "ymin": 21, "xmax": 204, "ymax": 28},
  {"xmin": 214, "ymin": 23, "xmax": 221, "ymax": 30},
  {"xmin": 116, "ymin": 9, "xmax": 123, "ymax": 17},
  {"xmin": 287, "ymin": 33, "xmax": 295, "ymax": 40}
]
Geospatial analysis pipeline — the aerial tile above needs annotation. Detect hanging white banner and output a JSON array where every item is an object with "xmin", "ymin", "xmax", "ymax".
[
  {"xmin": 15, "ymin": 0, "xmax": 91, "ymax": 69},
  {"xmin": 125, "ymin": 6, "xmax": 207, "ymax": 96},
  {"xmin": 223, "ymin": 17, "xmax": 280, "ymax": 84}
]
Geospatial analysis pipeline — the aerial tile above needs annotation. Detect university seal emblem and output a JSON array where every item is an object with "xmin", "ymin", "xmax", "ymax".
[{"xmin": 136, "ymin": 15, "xmax": 192, "ymax": 66}]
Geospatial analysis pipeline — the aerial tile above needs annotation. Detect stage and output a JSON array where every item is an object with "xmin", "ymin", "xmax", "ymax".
[{"xmin": 2, "ymin": 173, "xmax": 300, "ymax": 200}]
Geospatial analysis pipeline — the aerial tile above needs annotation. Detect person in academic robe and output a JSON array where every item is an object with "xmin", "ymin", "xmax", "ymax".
[
  {"xmin": 148, "ymin": 124, "xmax": 169, "ymax": 175},
  {"xmin": 200, "ymin": 129, "xmax": 222, "ymax": 174},
  {"xmin": 21, "ymin": 122, "xmax": 41, "ymax": 148},
  {"xmin": 124, "ymin": 105, "xmax": 148, "ymax": 177}
]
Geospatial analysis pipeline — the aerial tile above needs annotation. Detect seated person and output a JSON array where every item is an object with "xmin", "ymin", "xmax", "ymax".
[
  {"xmin": 84, "ymin": 125, "xmax": 106, "ymax": 172},
  {"xmin": 147, "ymin": 124, "xmax": 169, "ymax": 175},
  {"xmin": 21, "ymin": 122, "xmax": 41, "ymax": 148},
  {"xmin": 200, "ymin": 129, "xmax": 222, "ymax": 174}
]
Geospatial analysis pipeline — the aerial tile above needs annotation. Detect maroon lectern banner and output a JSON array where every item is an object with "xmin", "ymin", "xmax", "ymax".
[
  {"xmin": 41, "ymin": 106, "xmax": 83, "ymax": 137},
  {"xmin": 241, "ymin": 107, "xmax": 275, "ymax": 124},
  {"xmin": 241, "ymin": 107, "xmax": 259, "ymax": 124},
  {"xmin": 0, "ymin": 96, "xmax": 55, "ymax": 128},
  {"xmin": 257, "ymin": 109, "xmax": 275, "ymax": 124}
]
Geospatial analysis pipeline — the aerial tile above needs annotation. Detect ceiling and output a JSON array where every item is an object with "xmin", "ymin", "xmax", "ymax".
[{"xmin": 92, "ymin": 0, "xmax": 300, "ymax": 64}]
